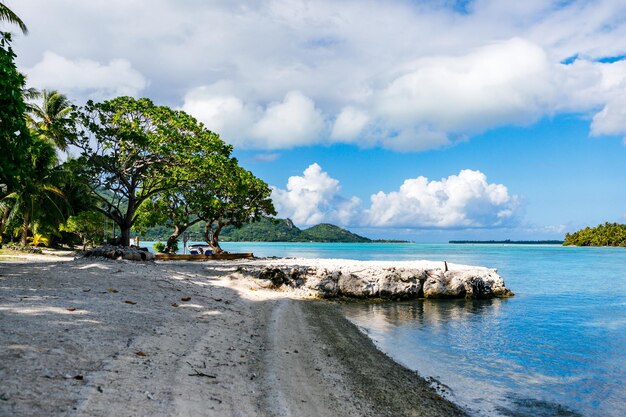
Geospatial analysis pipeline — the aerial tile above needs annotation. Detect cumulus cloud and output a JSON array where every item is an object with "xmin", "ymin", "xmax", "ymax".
[
  {"xmin": 13, "ymin": 0, "xmax": 626, "ymax": 148},
  {"xmin": 183, "ymin": 89, "xmax": 325, "ymax": 148},
  {"xmin": 375, "ymin": 38, "xmax": 557, "ymax": 149},
  {"xmin": 331, "ymin": 107, "xmax": 369, "ymax": 141},
  {"xmin": 365, "ymin": 170, "xmax": 518, "ymax": 228},
  {"xmin": 271, "ymin": 165, "xmax": 518, "ymax": 229},
  {"xmin": 182, "ymin": 86, "xmax": 257, "ymax": 144},
  {"xmin": 24, "ymin": 52, "xmax": 148, "ymax": 101},
  {"xmin": 252, "ymin": 91, "xmax": 326, "ymax": 148},
  {"xmin": 271, "ymin": 163, "xmax": 360, "ymax": 226}
]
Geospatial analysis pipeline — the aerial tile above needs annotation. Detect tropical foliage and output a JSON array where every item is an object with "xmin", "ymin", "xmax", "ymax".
[
  {"xmin": 0, "ymin": 2, "xmax": 27, "ymax": 34},
  {"xmin": 217, "ymin": 217, "xmax": 370, "ymax": 243},
  {"xmin": 0, "ymin": 15, "xmax": 275, "ymax": 251},
  {"xmin": 563, "ymin": 223, "xmax": 626, "ymax": 247}
]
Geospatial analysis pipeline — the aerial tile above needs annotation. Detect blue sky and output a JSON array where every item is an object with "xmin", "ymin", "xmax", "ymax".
[{"xmin": 6, "ymin": 0, "xmax": 626, "ymax": 241}]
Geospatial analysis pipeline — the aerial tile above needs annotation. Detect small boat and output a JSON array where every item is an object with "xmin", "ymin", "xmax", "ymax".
[{"xmin": 188, "ymin": 244, "xmax": 213, "ymax": 255}]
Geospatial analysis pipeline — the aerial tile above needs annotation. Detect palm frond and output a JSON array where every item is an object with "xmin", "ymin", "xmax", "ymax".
[{"xmin": 0, "ymin": 4, "xmax": 28, "ymax": 34}]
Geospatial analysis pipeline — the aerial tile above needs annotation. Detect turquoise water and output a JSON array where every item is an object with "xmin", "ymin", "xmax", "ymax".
[{"xmin": 153, "ymin": 242, "xmax": 626, "ymax": 416}]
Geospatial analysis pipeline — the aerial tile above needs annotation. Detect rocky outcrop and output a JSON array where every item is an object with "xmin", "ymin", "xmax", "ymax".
[
  {"xmin": 82, "ymin": 245, "xmax": 155, "ymax": 261},
  {"xmin": 245, "ymin": 263, "xmax": 513, "ymax": 300}
]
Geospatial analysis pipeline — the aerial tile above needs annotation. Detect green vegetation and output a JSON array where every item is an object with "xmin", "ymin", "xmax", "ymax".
[
  {"xmin": 222, "ymin": 218, "xmax": 370, "ymax": 242},
  {"xmin": 0, "ymin": 16, "xmax": 275, "ymax": 252},
  {"xmin": 450, "ymin": 240, "xmax": 564, "ymax": 244},
  {"xmin": 299, "ymin": 224, "xmax": 370, "ymax": 243},
  {"xmin": 140, "ymin": 216, "xmax": 411, "ymax": 243},
  {"xmin": 563, "ymin": 222, "xmax": 626, "ymax": 247},
  {"xmin": 0, "ymin": 2, "xmax": 28, "ymax": 34}
]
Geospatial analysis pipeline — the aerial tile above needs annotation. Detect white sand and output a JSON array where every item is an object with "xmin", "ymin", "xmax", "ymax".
[{"xmin": 0, "ymin": 255, "xmax": 467, "ymax": 417}]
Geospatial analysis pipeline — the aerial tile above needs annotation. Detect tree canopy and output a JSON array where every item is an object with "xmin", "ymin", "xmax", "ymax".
[
  {"xmin": 1, "ymin": 16, "xmax": 275, "ymax": 251},
  {"xmin": 0, "ymin": 33, "xmax": 30, "ymax": 193},
  {"xmin": 69, "ymin": 96, "xmax": 233, "ymax": 247},
  {"xmin": 563, "ymin": 222, "xmax": 626, "ymax": 247}
]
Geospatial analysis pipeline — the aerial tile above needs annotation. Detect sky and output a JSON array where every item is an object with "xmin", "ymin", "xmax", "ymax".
[{"xmin": 5, "ymin": 0, "xmax": 626, "ymax": 241}]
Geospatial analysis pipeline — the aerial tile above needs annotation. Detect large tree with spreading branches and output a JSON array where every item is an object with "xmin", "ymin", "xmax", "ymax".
[{"xmin": 69, "ymin": 96, "xmax": 232, "ymax": 246}]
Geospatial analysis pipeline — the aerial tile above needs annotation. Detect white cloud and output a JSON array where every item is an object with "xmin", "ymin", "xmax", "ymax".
[
  {"xmin": 183, "ymin": 89, "xmax": 326, "ymax": 148},
  {"xmin": 252, "ymin": 153, "xmax": 281, "ymax": 162},
  {"xmin": 13, "ymin": 0, "xmax": 626, "ymax": 149},
  {"xmin": 374, "ymin": 38, "xmax": 557, "ymax": 149},
  {"xmin": 24, "ymin": 52, "xmax": 148, "ymax": 101},
  {"xmin": 271, "ymin": 165, "xmax": 519, "ymax": 229},
  {"xmin": 331, "ymin": 107, "xmax": 369, "ymax": 141},
  {"xmin": 252, "ymin": 91, "xmax": 326, "ymax": 149},
  {"xmin": 181, "ymin": 86, "xmax": 257, "ymax": 144},
  {"xmin": 365, "ymin": 169, "xmax": 518, "ymax": 228},
  {"xmin": 271, "ymin": 163, "xmax": 360, "ymax": 226}
]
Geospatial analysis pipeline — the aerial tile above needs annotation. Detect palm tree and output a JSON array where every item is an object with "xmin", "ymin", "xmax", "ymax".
[
  {"xmin": 0, "ymin": 2, "xmax": 27, "ymax": 34},
  {"xmin": 28, "ymin": 90, "xmax": 73, "ymax": 151},
  {"xmin": 2, "ymin": 135, "xmax": 67, "ymax": 245}
]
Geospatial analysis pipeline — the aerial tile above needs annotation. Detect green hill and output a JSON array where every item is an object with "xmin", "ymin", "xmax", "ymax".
[
  {"xmin": 220, "ymin": 218, "xmax": 371, "ymax": 243},
  {"xmin": 220, "ymin": 217, "xmax": 303, "ymax": 242},
  {"xmin": 140, "ymin": 217, "xmax": 405, "ymax": 243},
  {"xmin": 300, "ymin": 223, "xmax": 370, "ymax": 242}
]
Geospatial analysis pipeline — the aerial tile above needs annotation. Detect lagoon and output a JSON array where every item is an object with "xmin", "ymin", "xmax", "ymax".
[{"xmin": 155, "ymin": 242, "xmax": 625, "ymax": 416}]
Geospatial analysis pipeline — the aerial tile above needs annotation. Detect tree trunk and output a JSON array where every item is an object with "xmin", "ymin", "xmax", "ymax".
[
  {"xmin": 166, "ymin": 225, "xmax": 180, "ymax": 253},
  {"xmin": 20, "ymin": 209, "xmax": 29, "ymax": 246},
  {"xmin": 207, "ymin": 222, "xmax": 224, "ymax": 254},
  {"xmin": 0, "ymin": 206, "xmax": 9, "ymax": 238},
  {"xmin": 120, "ymin": 223, "xmax": 131, "ymax": 247}
]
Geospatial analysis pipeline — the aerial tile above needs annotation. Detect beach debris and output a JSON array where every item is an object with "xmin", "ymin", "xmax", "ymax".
[
  {"xmin": 124, "ymin": 300, "xmax": 136, "ymax": 305},
  {"xmin": 181, "ymin": 296, "xmax": 191, "ymax": 302},
  {"xmin": 66, "ymin": 307, "xmax": 77, "ymax": 312},
  {"xmin": 135, "ymin": 351, "xmax": 147, "ymax": 357},
  {"xmin": 171, "ymin": 303, "xmax": 179, "ymax": 307},
  {"xmin": 186, "ymin": 361, "xmax": 216, "ymax": 378},
  {"xmin": 106, "ymin": 288, "xmax": 118, "ymax": 293}
]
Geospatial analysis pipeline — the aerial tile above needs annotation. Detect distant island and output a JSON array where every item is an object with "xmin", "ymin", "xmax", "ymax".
[
  {"xmin": 450, "ymin": 240, "xmax": 564, "ymax": 244},
  {"xmin": 141, "ymin": 217, "xmax": 409, "ymax": 243},
  {"xmin": 563, "ymin": 222, "xmax": 626, "ymax": 247}
]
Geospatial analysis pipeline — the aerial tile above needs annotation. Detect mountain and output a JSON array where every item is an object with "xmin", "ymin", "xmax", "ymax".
[
  {"xmin": 299, "ymin": 223, "xmax": 370, "ymax": 242},
  {"xmin": 220, "ymin": 218, "xmax": 371, "ymax": 243}
]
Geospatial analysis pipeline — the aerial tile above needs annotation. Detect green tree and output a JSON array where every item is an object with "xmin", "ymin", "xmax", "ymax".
[
  {"xmin": 0, "ymin": 32, "xmax": 30, "ymax": 197},
  {"xmin": 3, "ymin": 136, "xmax": 67, "ymax": 245},
  {"xmin": 0, "ymin": 2, "xmax": 27, "ymax": 34},
  {"xmin": 70, "ymin": 96, "xmax": 232, "ymax": 246},
  {"xmin": 135, "ymin": 190, "xmax": 202, "ymax": 253},
  {"xmin": 60, "ymin": 211, "xmax": 104, "ymax": 249},
  {"xmin": 27, "ymin": 89, "xmax": 73, "ymax": 150},
  {"xmin": 190, "ymin": 161, "xmax": 276, "ymax": 253},
  {"xmin": 564, "ymin": 222, "xmax": 626, "ymax": 247}
]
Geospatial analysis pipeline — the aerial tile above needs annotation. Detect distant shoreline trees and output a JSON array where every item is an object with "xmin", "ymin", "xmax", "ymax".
[{"xmin": 563, "ymin": 223, "xmax": 626, "ymax": 247}]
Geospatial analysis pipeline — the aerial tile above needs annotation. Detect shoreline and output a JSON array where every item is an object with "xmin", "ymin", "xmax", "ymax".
[{"xmin": 0, "ymin": 255, "xmax": 467, "ymax": 416}]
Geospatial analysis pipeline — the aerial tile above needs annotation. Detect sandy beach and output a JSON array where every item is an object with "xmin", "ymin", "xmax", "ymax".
[{"xmin": 0, "ymin": 253, "xmax": 467, "ymax": 417}]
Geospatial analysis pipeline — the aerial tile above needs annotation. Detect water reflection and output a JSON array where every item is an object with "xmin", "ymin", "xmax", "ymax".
[
  {"xmin": 346, "ymin": 298, "xmax": 505, "ymax": 330},
  {"xmin": 341, "ymin": 297, "xmax": 622, "ymax": 417}
]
